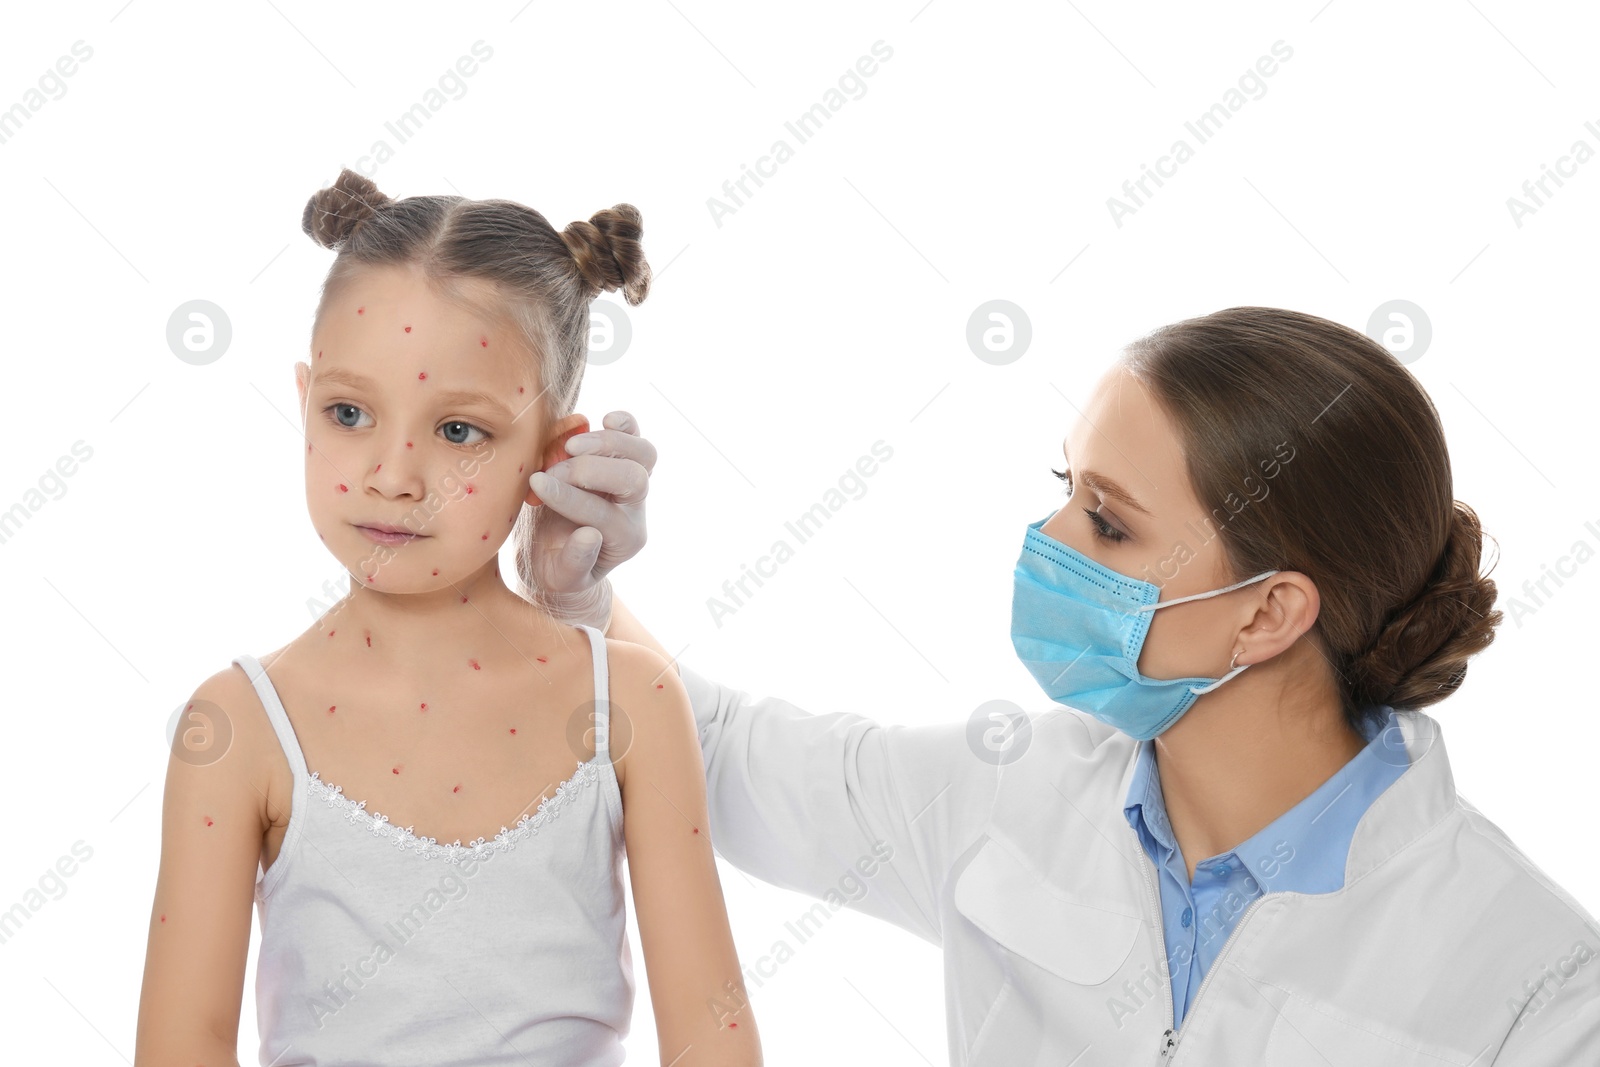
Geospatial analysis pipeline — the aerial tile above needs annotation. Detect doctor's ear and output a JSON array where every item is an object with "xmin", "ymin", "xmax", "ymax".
[{"xmin": 1240, "ymin": 571, "xmax": 1322, "ymax": 663}]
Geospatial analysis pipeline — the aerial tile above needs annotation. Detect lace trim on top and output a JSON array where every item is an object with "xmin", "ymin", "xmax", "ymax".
[{"xmin": 306, "ymin": 756, "xmax": 603, "ymax": 865}]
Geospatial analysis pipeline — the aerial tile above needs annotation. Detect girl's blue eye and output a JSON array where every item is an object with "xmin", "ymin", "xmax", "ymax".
[
  {"xmin": 329, "ymin": 403, "xmax": 371, "ymax": 429},
  {"xmin": 1052, "ymin": 466, "xmax": 1127, "ymax": 544},
  {"xmin": 441, "ymin": 420, "xmax": 489, "ymax": 446}
]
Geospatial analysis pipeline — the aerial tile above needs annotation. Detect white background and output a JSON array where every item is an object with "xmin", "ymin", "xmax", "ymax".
[{"xmin": 1, "ymin": 1, "xmax": 1596, "ymax": 1064}]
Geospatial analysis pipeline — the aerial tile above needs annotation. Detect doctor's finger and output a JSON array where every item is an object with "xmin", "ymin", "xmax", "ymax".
[
  {"xmin": 545, "ymin": 453, "xmax": 650, "ymax": 506},
  {"xmin": 566, "ymin": 412, "xmax": 658, "ymax": 474}
]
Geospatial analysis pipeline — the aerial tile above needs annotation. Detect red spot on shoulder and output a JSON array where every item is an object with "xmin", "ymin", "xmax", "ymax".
[{"xmin": 469, "ymin": 658, "xmax": 481, "ymax": 670}]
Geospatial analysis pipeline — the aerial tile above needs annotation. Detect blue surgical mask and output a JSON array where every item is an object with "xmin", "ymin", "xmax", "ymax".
[{"xmin": 1010, "ymin": 514, "xmax": 1280, "ymax": 740}]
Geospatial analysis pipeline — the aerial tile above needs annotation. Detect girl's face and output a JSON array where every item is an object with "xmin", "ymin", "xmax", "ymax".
[
  {"xmin": 294, "ymin": 263, "xmax": 583, "ymax": 594},
  {"xmin": 1041, "ymin": 365, "xmax": 1278, "ymax": 681}
]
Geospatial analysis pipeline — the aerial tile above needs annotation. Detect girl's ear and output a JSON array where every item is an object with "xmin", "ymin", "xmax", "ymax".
[
  {"xmin": 294, "ymin": 362, "xmax": 311, "ymax": 423},
  {"xmin": 526, "ymin": 414, "xmax": 591, "ymax": 507}
]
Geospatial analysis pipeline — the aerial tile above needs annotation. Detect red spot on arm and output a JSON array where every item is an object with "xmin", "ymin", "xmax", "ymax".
[
  {"xmin": 159, "ymin": 914, "xmax": 165, "ymax": 923},
  {"xmin": 469, "ymin": 658, "xmax": 481, "ymax": 670}
]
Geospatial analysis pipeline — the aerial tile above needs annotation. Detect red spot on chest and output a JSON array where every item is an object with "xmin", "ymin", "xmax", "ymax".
[
  {"xmin": 465, "ymin": 484, "xmax": 474, "ymax": 494},
  {"xmin": 337, "ymin": 483, "xmax": 348, "ymax": 492}
]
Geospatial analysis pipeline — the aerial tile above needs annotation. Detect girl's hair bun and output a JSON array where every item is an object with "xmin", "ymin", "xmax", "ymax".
[
  {"xmin": 560, "ymin": 204, "xmax": 652, "ymax": 306},
  {"xmin": 302, "ymin": 168, "xmax": 393, "ymax": 250}
]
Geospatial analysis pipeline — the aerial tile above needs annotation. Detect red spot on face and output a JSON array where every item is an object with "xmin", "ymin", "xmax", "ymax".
[
  {"xmin": 535, "ymin": 656, "xmax": 547, "ymax": 664},
  {"xmin": 420, "ymin": 702, "xmax": 428, "ymax": 711},
  {"xmin": 357, "ymin": 306, "xmax": 364, "ymax": 315},
  {"xmin": 481, "ymin": 532, "xmax": 488, "ymax": 540},
  {"xmin": 509, "ymin": 728, "xmax": 517, "ymax": 735},
  {"xmin": 375, "ymin": 463, "xmax": 381, "ymax": 472},
  {"xmin": 328, "ymin": 705, "xmax": 336, "ymax": 714},
  {"xmin": 453, "ymin": 784, "xmax": 461, "ymax": 793},
  {"xmin": 337, "ymin": 483, "xmax": 348, "ymax": 492},
  {"xmin": 469, "ymin": 658, "xmax": 481, "ymax": 670},
  {"xmin": 364, "ymin": 631, "xmax": 371, "ymax": 647},
  {"xmin": 729, "ymin": 1022, "xmax": 737, "ymax": 1029},
  {"xmin": 404, "ymin": 325, "xmax": 413, "ymax": 333},
  {"xmin": 417, "ymin": 371, "xmax": 427, "ymax": 380},
  {"xmin": 406, "ymin": 441, "xmax": 413, "ymax": 448},
  {"xmin": 365, "ymin": 574, "xmax": 375, "ymax": 582},
  {"xmin": 393, "ymin": 766, "xmax": 401, "ymax": 774},
  {"xmin": 480, "ymin": 337, "xmax": 489, "ymax": 347}
]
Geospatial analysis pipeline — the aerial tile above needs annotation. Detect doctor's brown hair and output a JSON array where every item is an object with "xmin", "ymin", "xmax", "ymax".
[
  {"xmin": 300, "ymin": 167, "xmax": 651, "ymax": 597},
  {"xmin": 1120, "ymin": 307, "xmax": 1502, "ymax": 733}
]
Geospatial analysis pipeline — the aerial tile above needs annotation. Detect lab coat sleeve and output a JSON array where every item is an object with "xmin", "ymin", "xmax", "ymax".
[
  {"xmin": 1492, "ymin": 933, "xmax": 1600, "ymax": 1065},
  {"xmin": 677, "ymin": 661, "xmax": 1001, "ymax": 947}
]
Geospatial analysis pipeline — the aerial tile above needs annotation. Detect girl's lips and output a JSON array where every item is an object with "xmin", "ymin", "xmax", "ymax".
[{"xmin": 354, "ymin": 524, "xmax": 426, "ymax": 545}]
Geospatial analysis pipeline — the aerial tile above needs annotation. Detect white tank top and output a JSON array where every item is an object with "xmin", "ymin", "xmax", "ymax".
[{"xmin": 231, "ymin": 623, "xmax": 633, "ymax": 1066}]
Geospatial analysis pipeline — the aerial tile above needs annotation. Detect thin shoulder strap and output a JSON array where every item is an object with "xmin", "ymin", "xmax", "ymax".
[
  {"xmin": 231, "ymin": 653, "xmax": 309, "ymax": 781},
  {"xmin": 576, "ymin": 625, "xmax": 610, "ymax": 763}
]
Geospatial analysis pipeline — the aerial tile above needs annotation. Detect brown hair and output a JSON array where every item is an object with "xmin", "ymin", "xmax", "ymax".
[
  {"xmin": 301, "ymin": 167, "xmax": 650, "ymax": 600},
  {"xmin": 1119, "ymin": 307, "xmax": 1501, "ymax": 733}
]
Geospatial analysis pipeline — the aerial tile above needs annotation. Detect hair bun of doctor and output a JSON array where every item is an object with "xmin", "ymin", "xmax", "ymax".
[
  {"xmin": 1121, "ymin": 307, "xmax": 1503, "ymax": 731},
  {"xmin": 559, "ymin": 205, "xmax": 652, "ymax": 306},
  {"xmin": 302, "ymin": 168, "xmax": 392, "ymax": 249},
  {"xmin": 1344, "ymin": 501, "xmax": 1500, "ymax": 712}
]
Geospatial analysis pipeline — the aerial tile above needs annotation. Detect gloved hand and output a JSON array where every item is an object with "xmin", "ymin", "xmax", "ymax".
[{"xmin": 524, "ymin": 410, "xmax": 655, "ymax": 632}]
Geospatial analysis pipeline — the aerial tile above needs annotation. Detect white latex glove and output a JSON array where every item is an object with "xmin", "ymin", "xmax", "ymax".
[{"xmin": 524, "ymin": 410, "xmax": 655, "ymax": 632}]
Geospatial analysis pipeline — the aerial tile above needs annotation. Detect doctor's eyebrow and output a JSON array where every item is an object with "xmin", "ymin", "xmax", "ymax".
[{"xmin": 1061, "ymin": 441, "xmax": 1151, "ymax": 516}]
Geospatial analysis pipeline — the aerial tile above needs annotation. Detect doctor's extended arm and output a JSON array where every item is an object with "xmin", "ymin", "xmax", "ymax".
[{"xmin": 609, "ymin": 599, "xmax": 1001, "ymax": 947}]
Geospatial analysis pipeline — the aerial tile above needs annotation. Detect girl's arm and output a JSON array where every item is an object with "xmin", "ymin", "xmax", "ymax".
[
  {"xmin": 608, "ymin": 639, "xmax": 762, "ymax": 1066},
  {"xmin": 606, "ymin": 595, "xmax": 1002, "ymax": 947},
  {"xmin": 134, "ymin": 667, "xmax": 270, "ymax": 1066}
]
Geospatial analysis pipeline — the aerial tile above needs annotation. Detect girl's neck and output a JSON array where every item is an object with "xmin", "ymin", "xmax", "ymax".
[{"xmin": 321, "ymin": 560, "xmax": 558, "ymax": 667}]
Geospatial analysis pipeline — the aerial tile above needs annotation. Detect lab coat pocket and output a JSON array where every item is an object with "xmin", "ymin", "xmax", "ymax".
[
  {"xmin": 954, "ymin": 834, "xmax": 1143, "ymax": 984},
  {"xmin": 1263, "ymin": 987, "xmax": 1479, "ymax": 1066}
]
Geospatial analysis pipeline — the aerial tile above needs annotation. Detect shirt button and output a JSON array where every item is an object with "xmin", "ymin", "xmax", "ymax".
[{"xmin": 1181, "ymin": 907, "xmax": 1192, "ymax": 928}]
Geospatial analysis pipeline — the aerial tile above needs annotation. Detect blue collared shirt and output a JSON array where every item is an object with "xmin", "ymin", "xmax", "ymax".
[{"xmin": 1122, "ymin": 706, "xmax": 1410, "ymax": 1029}]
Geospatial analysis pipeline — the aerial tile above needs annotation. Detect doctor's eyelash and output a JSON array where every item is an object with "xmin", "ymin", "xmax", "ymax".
[{"xmin": 1051, "ymin": 467, "xmax": 1127, "ymax": 543}]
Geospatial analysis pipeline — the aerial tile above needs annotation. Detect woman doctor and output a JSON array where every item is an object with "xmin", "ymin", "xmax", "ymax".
[{"xmin": 520, "ymin": 306, "xmax": 1600, "ymax": 1065}]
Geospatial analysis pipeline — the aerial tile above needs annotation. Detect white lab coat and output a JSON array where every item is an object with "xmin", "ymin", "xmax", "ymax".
[{"xmin": 677, "ymin": 663, "xmax": 1600, "ymax": 1065}]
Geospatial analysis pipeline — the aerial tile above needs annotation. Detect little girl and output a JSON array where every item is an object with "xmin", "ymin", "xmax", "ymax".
[{"xmin": 135, "ymin": 169, "xmax": 760, "ymax": 1067}]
